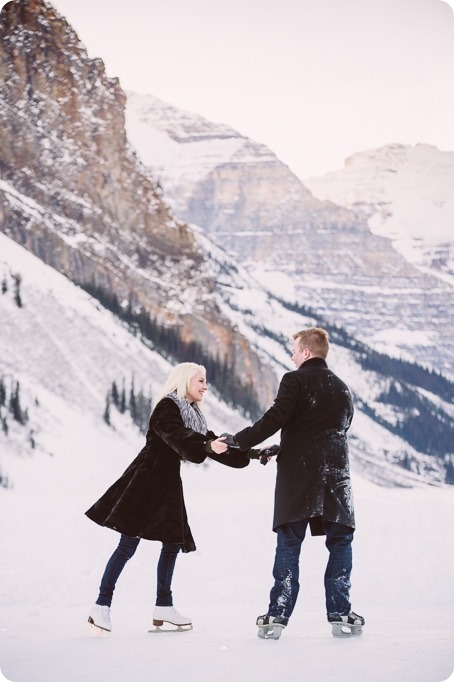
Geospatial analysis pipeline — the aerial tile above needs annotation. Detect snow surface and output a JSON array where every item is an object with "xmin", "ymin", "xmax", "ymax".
[
  {"xmin": 1, "ymin": 445, "xmax": 453, "ymax": 682},
  {"xmin": 0, "ymin": 233, "xmax": 453, "ymax": 681}
]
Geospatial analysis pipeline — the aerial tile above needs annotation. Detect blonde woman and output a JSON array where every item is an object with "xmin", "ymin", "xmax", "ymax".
[{"xmin": 86, "ymin": 362, "xmax": 250, "ymax": 635}]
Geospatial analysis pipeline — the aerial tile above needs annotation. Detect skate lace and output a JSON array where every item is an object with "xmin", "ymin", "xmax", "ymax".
[{"xmin": 169, "ymin": 607, "xmax": 183, "ymax": 618}]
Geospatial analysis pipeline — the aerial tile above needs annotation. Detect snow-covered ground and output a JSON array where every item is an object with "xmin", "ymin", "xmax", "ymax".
[
  {"xmin": 0, "ymin": 451, "xmax": 453, "ymax": 682},
  {"xmin": 0, "ymin": 233, "xmax": 453, "ymax": 681}
]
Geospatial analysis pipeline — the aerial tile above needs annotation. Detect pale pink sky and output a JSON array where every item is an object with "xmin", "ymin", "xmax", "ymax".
[{"xmin": 4, "ymin": 0, "xmax": 454, "ymax": 179}]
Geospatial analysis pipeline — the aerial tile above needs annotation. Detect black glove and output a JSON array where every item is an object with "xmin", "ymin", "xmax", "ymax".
[
  {"xmin": 258, "ymin": 444, "xmax": 280, "ymax": 465},
  {"xmin": 220, "ymin": 433, "xmax": 241, "ymax": 449}
]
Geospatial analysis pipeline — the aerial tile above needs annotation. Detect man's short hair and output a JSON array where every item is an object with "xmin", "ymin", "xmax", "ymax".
[{"xmin": 293, "ymin": 328, "xmax": 329, "ymax": 359}]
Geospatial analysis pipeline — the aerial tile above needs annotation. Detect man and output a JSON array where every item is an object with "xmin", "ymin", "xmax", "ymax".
[{"xmin": 226, "ymin": 327, "xmax": 364, "ymax": 639}]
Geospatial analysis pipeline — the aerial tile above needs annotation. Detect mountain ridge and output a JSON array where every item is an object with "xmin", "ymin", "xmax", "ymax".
[
  {"xmin": 0, "ymin": 0, "xmax": 279, "ymax": 406},
  {"xmin": 125, "ymin": 91, "xmax": 454, "ymax": 378},
  {"xmin": 1, "ymin": 0, "xmax": 452, "ymax": 488}
]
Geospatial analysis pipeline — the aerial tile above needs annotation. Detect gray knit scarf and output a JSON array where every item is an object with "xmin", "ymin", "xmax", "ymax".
[{"xmin": 167, "ymin": 390, "xmax": 208, "ymax": 435}]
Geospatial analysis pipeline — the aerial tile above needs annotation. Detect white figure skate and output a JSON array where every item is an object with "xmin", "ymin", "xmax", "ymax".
[
  {"xmin": 148, "ymin": 606, "xmax": 193, "ymax": 633},
  {"xmin": 87, "ymin": 604, "xmax": 112, "ymax": 637}
]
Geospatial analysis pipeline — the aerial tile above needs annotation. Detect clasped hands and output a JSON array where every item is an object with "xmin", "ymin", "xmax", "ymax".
[{"xmin": 210, "ymin": 433, "xmax": 279, "ymax": 465}]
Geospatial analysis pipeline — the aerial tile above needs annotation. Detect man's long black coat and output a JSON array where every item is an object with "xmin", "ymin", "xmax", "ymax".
[
  {"xmin": 235, "ymin": 357, "xmax": 355, "ymax": 535},
  {"xmin": 86, "ymin": 398, "xmax": 249, "ymax": 552}
]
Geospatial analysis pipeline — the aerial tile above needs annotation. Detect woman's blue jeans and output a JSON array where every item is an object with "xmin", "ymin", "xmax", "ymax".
[
  {"xmin": 96, "ymin": 534, "xmax": 181, "ymax": 607},
  {"xmin": 268, "ymin": 519, "xmax": 354, "ymax": 623}
]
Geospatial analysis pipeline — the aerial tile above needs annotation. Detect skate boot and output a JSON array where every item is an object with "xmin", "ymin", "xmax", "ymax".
[
  {"xmin": 328, "ymin": 611, "xmax": 364, "ymax": 637},
  {"xmin": 87, "ymin": 604, "xmax": 112, "ymax": 637},
  {"xmin": 256, "ymin": 614, "xmax": 288, "ymax": 640},
  {"xmin": 148, "ymin": 606, "xmax": 193, "ymax": 633}
]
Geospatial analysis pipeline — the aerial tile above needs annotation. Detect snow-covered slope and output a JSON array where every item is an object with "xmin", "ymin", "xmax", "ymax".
[
  {"xmin": 1, "ymin": 225, "xmax": 453, "ymax": 682},
  {"xmin": 191, "ymin": 227, "xmax": 453, "ymax": 487},
  {"xmin": 305, "ymin": 144, "xmax": 454, "ymax": 282},
  {"xmin": 124, "ymin": 94, "xmax": 454, "ymax": 379},
  {"xmin": 1, "ymin": 226, "xmax": 452, "ymax": 491},
  {"xmin": 125, "ymin": 90, "xmax": 279, "ymax": 207},
  {"xmin": 0, "ymin": 232, "xmax": 247, "ymax": 491}
]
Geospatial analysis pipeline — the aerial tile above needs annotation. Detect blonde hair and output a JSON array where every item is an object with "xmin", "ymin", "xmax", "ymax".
[
  {"xmin": 156, "ymin": 362, "xmax": 206, "ymax": 404},
  {"xmin": 293, "ymin": 328, "xmax": 329, "ymax": 359}
]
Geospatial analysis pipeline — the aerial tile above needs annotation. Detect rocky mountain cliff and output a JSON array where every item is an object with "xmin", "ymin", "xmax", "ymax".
[
  {"xmin": 0, "ymin": 1, "xmax": 452, "ymax": 486},
  {"xmin": 2, "ymin": 229, "xmax": 452, "ymax": 487},
  {"xmin": 305, "ymin": 143, "xmax": 454, "ymax": 282},
  {"xmin": 0, "ymin": 0, "xmax": 278, "ymax": 405},
  {"xmin": 126, "ymin": 93, "xmax": 453, "ymax": 378}
]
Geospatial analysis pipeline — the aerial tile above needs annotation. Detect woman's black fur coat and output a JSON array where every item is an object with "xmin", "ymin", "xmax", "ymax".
[{"xmin": 85, "ymin": 397, "xmax": 249, "ymax": 552}]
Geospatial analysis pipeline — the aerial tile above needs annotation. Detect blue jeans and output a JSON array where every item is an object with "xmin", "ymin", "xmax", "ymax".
[
  {"xmin": 268, "ymin": 519, "xmax": 354, "ymax": 623},
  {"xmin": 96, "ymin": 534, "xmax": 181, "ymax": 607}
]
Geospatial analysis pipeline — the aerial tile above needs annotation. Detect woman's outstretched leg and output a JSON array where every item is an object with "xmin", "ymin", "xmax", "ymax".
[{"xmin": 88, "ymin": 534, "xmax": 140, "ymax": 633}]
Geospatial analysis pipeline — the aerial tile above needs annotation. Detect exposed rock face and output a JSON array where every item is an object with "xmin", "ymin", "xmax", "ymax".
[
  {"xmin": 0, "ymin": 0, "xmax": 278, "ymax": 404},
  {"xmin": 126, "ymin": 93, "xmax": 453, "ymax": 377},
  {"xmin": 305, "ymin": 143, "xmax": 454, "ymax": 280}
]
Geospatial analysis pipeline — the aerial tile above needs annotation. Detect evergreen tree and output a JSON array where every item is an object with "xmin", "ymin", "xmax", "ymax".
[
  {"xmin": 111, "ymin": 381, "xmax": 119, "ymax": 407},
  {"xmin": 134, "ymin": 388, "xmax": 152, "ymax": 434},
  {"xmin": 0, "ymin": 377, "xmax": 6, "ymax": 407},
  {"xmin": 103, "ymin": 396, "xmax": 111, "ymax": 426},
  {"xmin": 0, "ymin": 473, "xmax": 10, "ymax": 489},
  {"xmin": 445, "ymin": 458, "xmax": 454, "ymax": 485},
  {"xmin": 119, "ymin": 380, "xmax": 126, "ymax": 414},
  {"xmin": 12, "ymin": 273, "xmax": 23, "ymax": 308},
  {"xmin": 10, "ymin": 381, "xmax": 27, "ymax": 425},
  {"xmin": 129, "ymin": 377, "xmax": 137, "ymax": 422}
]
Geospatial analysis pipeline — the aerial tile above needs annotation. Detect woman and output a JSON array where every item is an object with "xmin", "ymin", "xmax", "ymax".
[{"xmin": 85, "ymin": 362, "xmax": 251, "ymax": 635}]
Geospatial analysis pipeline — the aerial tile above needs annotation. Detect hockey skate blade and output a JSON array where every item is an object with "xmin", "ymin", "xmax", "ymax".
[
  {"xmin": 257, "ymin": 624, "xmax": 285, "ymax": 640},
  {"xmin": 331, "ymin": 622, "xmax": 363, "ymax": 638},
  {"xmin": 86, "ymin": 620, "xmax": 110, "ymax": 638}
]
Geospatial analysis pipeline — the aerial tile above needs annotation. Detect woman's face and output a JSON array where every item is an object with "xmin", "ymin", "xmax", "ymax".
[{"xmin": 186, "ymin": 371, "xmax": 208, "ymax": 403}]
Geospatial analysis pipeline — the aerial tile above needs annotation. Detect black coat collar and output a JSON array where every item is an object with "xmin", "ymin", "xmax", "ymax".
[{"xmin": 298, "ymin": 357, "xmax": 328, "ymax": 370}]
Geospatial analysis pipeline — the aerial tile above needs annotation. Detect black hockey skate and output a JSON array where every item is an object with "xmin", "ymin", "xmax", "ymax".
[
  {"xmin": 328, "ymin": 611, "xmax": 364, "ymax": 638},
  {"xmin": 256, "ymin": 614, "xmax": 288, "ymax": 640}
]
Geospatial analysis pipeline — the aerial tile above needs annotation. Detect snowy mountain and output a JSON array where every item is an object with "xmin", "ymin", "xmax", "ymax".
[
  {"xmin": 125, "ymin": 94, "xmax": 454, "ymax": 379},
  {"xmin": 0, "ymin": 0, "xmax": 453, "ymax": 489},
  {"xmin": 304, "ymin": 143, "xmax": 454, "ymax": 282},
  {"xmin": 0, "ymin": 0, "xmax": 279, "ymax": 409},
  {"xmin": 1, "ymin": 233, "xmax": 453, "ymax": 682},
  {"xmin": 192, "ymin": 228, "xmax": 453, "ymax": 487},
  {"xmin": 1, "ymin": 229, "xmax": 452, "ymax": 490},
  {"xmin": 0, "ymin": 231, "xmax": 247, "ymax": 492},
  {"xmin": 1, "ymin": 6, "xmax": 453, "ymax": 681}
]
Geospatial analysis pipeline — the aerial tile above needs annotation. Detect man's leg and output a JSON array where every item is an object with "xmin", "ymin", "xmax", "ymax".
[
  {"xmin": 96, "ymin": 534, "xmax": 141, "ymax": 607},
  {"xmin": 323, "ymin": 521, "xmax": 354, "ymax": 617},
  {"xmin": 267, "ymin": 520, "xmax": 308, "ymax": 623}
]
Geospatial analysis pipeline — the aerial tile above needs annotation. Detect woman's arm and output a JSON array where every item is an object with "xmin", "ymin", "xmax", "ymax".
[{"xmin": 150, "ymin": 399, "xmax": 211, "ymax": 463}]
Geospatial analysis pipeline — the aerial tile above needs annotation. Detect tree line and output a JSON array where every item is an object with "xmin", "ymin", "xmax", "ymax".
[
  {"xmin": 0, "ymin": 375, "xmax": 35, "ymax": 489},
  {"xmin": 103, "ymin": 378, "xmax": 153, "ymax": 435},
  {"xmin": 274, "ymin": 296, "xmax": 453, "ymax": 402},
  {"xmin": 1, "ymin": 271, "xmax": 23, "ymax": 308},
  {"xmin": 79, "ymin": 279, "xmax": 263, "ymax": 420},
  {"xmin": 0, "ymin": 375, "xmax": 29, "ymax": 433},
  {"xmin": 376, "ymin": 381, "xmax": 454, "ymax": 458}
]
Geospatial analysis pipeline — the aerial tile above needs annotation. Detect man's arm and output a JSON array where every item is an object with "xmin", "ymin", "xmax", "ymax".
[{"xmin": 234, "ymin": 372, "xmax": 300, "ymax": 449}]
